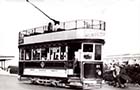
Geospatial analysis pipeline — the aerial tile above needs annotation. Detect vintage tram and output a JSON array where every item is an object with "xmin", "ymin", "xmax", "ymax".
[{"xmin": 18, "ymin": 19, "xmax": 106, "ymax": 89}]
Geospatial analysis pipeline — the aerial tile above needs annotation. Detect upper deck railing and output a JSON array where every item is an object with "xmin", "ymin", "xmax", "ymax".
[{"xmin": 19, "ymin": 19, "xmax": 105, "ymax": 44}]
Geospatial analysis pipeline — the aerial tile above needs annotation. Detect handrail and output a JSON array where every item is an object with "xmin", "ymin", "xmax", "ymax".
[{"xmin": 19, "ymin": 19, "xmax": 106, "ymax": 41}]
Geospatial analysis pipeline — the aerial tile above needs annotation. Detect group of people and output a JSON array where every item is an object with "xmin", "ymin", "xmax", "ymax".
[{"xmin": 110, "ymin": 63, "xmax": 132, "ymax": 88}]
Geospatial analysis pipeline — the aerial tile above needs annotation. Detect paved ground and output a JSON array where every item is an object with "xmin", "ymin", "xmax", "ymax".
[
  {"xmin": 0, "ymin": 70, "xmax": 140, "ymax": 90},
  {"xmin": 0, "ymin": 69, "xmax": 17, "ymax": 76},
  {"xmin": 0, "ymin": 75, "xmax": 73, "ymax": 90}
]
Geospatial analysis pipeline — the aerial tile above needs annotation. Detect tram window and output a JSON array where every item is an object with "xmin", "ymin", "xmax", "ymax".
[
  {"xmin": 50, "ymin": 47, "xmax": 60, "ymax": 60},
  {"xmin": 60, "ymin": 52, "xmax": 65, "ymax": 60},
  {"xmin": 33, "ymin": 48, "xmax": 41, "ymax": 60},
  {"xmin": 83, "ymin": 44, "xmax": 93, "ymax": 52},
  {"xmin": 60, "ymin": 46, "xmax": 66, "ymax": 60},
  {"xmin": 54, "ymin": 48, "xmax": 60, "ymax": 60},
  {"xmin": 50, "ymin": 50, "xmax": 53, "ymax": 55},
  {"xmin": 95, "ymin": 45, "xmax": 102, "ymax": 60},
  {"xmin": 54, "ymin": 52, "xmax": 59, "ymax": 60},
  {"xmin": 57, "ymin": 49, "xmax": 59, "ymax": 52},
  {"xmin": 25, "ymin": 49, "xmax": 31, "ymax": 60},
  {"xmin": 41, "ymin": 48, "xmax": 49, "ymax": 60},
  {"xmin": 19, "ymin": 49, "xmax": 24, "ymax": 60},
  {"xmin": 61, "ymin": 46, "xmax": 66, "ymax": 52},
  {"xmin": 68, "ymin": 43, "xmax": 81, "ymax": 60}
]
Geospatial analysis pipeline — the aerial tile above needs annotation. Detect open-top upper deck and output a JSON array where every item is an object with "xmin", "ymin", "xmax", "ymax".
[{"xmin": 19, "ymin": 19, "xmax": 105, "ymax": 45}]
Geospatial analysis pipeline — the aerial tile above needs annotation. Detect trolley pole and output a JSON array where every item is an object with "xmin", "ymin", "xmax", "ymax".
[{"xmin": 26, "ymin": 0, "xmax": 60, "ymax": 25}]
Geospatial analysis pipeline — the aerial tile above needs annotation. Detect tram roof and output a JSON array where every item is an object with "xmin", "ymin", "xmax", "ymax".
[{"xmin": 18, "ymin": 19, "xmax": 105, "ymax": 45}]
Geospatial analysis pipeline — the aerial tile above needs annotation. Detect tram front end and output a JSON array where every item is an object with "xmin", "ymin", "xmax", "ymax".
[
  {"xmin": 81, "ymin": 61, "xmax": 103, "ymax": 89},
  {"xmin": 70, "ymin": 43, "xmax": 104, "ymax": 89}
]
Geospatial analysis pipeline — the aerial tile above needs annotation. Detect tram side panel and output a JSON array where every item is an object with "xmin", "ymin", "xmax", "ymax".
[
  {"xmin": 18, "ymin": 42, "xmax": 82, "ymax": 79},
  {"xmin": 18, "ymin": 60, "xmax": 74, "ymax": 79}
]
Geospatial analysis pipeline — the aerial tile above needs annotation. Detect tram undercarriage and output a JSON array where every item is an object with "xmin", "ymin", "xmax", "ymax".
[{"xmin": 19, "ymin": 75, "xmax": 102, "ymax": 89}]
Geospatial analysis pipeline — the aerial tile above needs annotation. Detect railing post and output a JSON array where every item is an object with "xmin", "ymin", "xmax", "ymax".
[
  {"xmin": 103, "ymin": 22, "xmax": 106, "ymax": 31},
  {"xmin": 63, "ymin": 22, "xmax": 65, "ymax": 30},
  {"xmin": 84, "ymin": 21, "xmax": 85, "ymax": 29},
  {"xmin": 34, "ymin": 28, "xmax": 36, "ymax": 34},
  {"xmin": 75, "ymin": 20, "xmax": 77, "ymax": 29},
  {"xmin": 99, "ymin": 21, "xmax": 102, "ymax": 30},
  {"xmin": 91, "ymin": 20, "xmax": 94, "ymax": 29}
]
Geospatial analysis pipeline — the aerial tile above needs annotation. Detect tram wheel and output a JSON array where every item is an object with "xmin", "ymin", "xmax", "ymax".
[{"xmin": 30, "ymin": 80, "xmax": 38, "ymax": 85}]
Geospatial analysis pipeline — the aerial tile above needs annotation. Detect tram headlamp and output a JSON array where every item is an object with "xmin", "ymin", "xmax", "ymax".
[
  {"xmin": 96, "ymin": 70, "xmax": 102, "ymax": 76},
  {"xmin": 83, "ymin": 54, "xmax": 92, "ymax": 59}
]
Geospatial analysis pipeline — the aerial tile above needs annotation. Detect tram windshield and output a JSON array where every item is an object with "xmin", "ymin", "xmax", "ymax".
[
  {"xmin": 95, "ymin": 45, "xmax": 102, "ymax": 60},
  {"xmin": 82, "ymin": 44, "xmax": 93, "ymax": 60},
  {"xmin": 83, "ymin": 44, "xmax": 93, "ymax": 52}
]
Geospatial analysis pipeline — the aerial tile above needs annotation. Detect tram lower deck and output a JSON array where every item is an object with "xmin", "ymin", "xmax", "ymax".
[{"xmin": 19, "ymin": 40, "xmax": 104, "ymax": 89}]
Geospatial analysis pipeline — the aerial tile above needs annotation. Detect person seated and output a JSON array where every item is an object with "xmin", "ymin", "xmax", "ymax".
[{"xmin": 44, "ymin": 22, "xmax": 53, "ymax": 33}]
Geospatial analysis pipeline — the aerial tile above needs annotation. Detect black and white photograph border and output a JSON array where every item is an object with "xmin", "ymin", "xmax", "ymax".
[{"xmin": 0, "ymin": 0, "xmax": 140, "ymax": 90}]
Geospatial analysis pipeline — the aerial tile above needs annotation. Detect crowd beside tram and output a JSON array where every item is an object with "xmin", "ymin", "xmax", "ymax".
[{"xmin": 103, "ymin": 60, "xmax": 140, "ymax": 88}]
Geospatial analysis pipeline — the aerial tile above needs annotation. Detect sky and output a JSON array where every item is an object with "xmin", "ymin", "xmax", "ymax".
[{"xmin": 0, "ymin": 0, "xmax": 140, "ymax": 65}]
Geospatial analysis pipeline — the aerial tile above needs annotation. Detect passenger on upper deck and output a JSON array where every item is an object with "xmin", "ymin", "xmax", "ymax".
[
  {"xmin": 44, "ymin": 22, "xmax": 53, "ymax": 33},
  {"xmin": 48, "ymin": 22, "xmax": 53, "ymax": 32}
]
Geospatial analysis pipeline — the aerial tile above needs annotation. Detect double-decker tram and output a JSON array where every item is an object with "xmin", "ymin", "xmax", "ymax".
[{"xmin": 18, "ymin": 19, "xmax": 106, "ymax": 89}]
